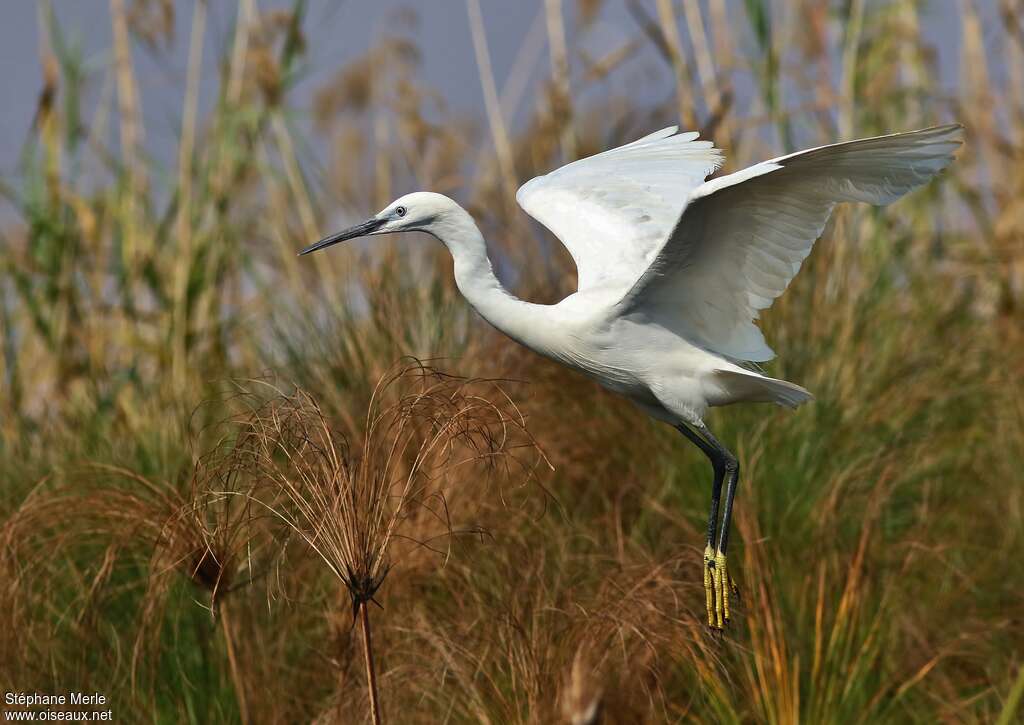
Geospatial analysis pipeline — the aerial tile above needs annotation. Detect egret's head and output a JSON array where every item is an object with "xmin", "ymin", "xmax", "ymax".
[{"xmin": 299, "ymin": 192, "xmax": 460, "ymax": 256}]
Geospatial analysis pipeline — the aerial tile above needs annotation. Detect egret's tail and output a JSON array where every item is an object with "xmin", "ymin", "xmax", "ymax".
[{"xmin": 712, "ymin": 369, "xmax": 813, "ymax": 409}]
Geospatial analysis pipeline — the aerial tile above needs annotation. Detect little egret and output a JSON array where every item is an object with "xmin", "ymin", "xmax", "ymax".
[{"xmin": 301, "ymin": 124, "xmax": 962, "ymax": 629}]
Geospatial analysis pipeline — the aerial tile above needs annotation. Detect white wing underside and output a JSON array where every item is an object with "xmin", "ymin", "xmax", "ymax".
[
  {"xmin": 517, "ymin": 124, "xmax": 961, "ymax": 363},
  {"xmin": 616, "ymin": 124, "xmax": 963, "ymax": 362},
  {"xmin": 516, "ymin": 127, "xmax": 723, "ymax": 292}
]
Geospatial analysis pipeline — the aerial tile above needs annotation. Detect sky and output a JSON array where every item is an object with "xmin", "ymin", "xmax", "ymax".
[
  {"xmin": 0, "ymin": 1, "xmax": 603, "ymax": 174},
  {"xmin": 0, "ymin": 1, "xmax": 992, "ymax": 179}
]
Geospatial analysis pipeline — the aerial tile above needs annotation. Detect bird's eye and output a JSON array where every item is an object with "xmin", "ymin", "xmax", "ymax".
[{"xmin": 395, "ymin": 206, "xmax": 407, "ymax": 218}]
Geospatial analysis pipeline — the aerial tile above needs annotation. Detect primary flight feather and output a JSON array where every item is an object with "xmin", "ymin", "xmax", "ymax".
[{"xmin": 301, "ymin": 123, "xmax": 963, "ymax": 628}]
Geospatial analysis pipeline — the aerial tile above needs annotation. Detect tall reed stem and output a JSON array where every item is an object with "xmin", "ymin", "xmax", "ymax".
[
  {"xmin": 359, "ymin": 601, "xmax": 383, "ymax": 725},
  {"xmin": 466, "ymin": 0, "xmax": 517, "ymax": 213},
  {"xmin": 219, "ymin": 600, "xmax": 250, "ymax": 724}
]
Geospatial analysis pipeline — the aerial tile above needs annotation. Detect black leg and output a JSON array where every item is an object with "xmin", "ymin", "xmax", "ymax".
[
  {"xmin": 677, "ymin": 421, "xmax": 739, "ymax": 629},
  {"xmin": 695, "ymin": 423, "xmax": 739, "ymax": 555},
  {"xmin": 675, "ymin": 423, "xmax": 725, "ymax": 552}
]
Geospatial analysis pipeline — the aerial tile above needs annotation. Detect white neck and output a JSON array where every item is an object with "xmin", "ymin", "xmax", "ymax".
[{"xmin": 427, "ymin": 206, "xmax": 553, "ymax": 354}]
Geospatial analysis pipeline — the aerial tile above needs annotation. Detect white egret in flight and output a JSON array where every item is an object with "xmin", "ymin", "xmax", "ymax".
[{"xmin": 301, "ymin": 124, "xmax": 962, "ymax": 629}]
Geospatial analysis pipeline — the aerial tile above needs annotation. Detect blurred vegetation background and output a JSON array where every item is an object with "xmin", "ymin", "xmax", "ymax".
[{"xmin": 1, "ymin": 0, "xmax": 1022, "ymax": 722}]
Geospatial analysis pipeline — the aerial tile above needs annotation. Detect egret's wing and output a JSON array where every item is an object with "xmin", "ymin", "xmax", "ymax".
[
  {"xmin": 516, "ymin": 127, "xmax": 723, "ymax": 291},
  {"xmin": 616, "ymin": 124, "xmax": 963, "ymax": 362}
]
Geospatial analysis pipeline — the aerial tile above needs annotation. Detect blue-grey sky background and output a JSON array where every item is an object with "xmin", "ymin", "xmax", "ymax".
[{"xmin": 0, "ymin": 1, "xmax": 1001, "ymax": 180}]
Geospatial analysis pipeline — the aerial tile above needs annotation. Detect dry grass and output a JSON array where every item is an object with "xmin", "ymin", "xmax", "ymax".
[
  {"xmin": 217, "ymin": 364, "xmax": 542, "ymax": 722},
  {"xmin": 1, "ymin": 1, "xmax": 1022, "ymax": 722}
]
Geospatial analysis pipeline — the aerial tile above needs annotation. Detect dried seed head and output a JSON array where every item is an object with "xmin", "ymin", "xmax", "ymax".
[{"xmin": 225, "ymin": 360, "xmax": 542, "ymax": 613}]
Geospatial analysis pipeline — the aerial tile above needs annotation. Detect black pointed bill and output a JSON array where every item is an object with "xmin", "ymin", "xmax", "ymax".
[{"xmin": 299, "ymin": 217, "xmax": 387, "ymax": 256}]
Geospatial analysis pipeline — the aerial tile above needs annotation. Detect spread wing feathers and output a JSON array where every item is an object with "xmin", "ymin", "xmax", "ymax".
[
  {"xmin": 516, "ymin": 127, "xmax": 723, "ymax": 292},
  {"xmin": 616, "ymin": 124, "xmax": 964, "ymax": 362}
]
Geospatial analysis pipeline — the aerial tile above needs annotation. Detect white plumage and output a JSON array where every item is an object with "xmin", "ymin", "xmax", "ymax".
[
  {"xmin": 516, "ymin": 127, "xmax": 723, "ymax": 292},
  {"xmin": 616, "ymin": 125, "xmax": 963, "ymax": 362},
  {"xmin": 301, "ymin": 122, "xmax": 963, "ymax": 628}
]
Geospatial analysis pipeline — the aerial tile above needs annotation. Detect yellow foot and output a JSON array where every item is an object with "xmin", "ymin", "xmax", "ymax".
[
  {"xmin": 704, "ymin": 549, "xmax": 739, "ymax": 631},
  {"xmin": 703, "ymin": 545, "xmax": 715, "ymax": 627}
]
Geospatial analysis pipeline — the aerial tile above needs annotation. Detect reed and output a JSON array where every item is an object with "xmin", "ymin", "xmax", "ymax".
[{"xmin": 211, "ymin": 363, "xmax": 539, "ymax": 722}]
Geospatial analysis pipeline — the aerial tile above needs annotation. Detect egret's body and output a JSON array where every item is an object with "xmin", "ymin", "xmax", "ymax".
[
  {"xmin": 454, "ymin": 257, "xmax": 760, "ymax": 426},
  {"xmin": 302, "ymin": 124, "xmax": 963, "ymax": 628}
]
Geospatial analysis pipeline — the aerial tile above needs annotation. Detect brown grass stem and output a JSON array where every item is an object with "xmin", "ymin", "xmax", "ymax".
[
  {"xmin": 466, "ymin": 0, "xmax": 518, "ymax": 211},
  {"xmin": 997, "ymin": 661, "xmax": 1024, "ymax": 725},
  {"xmin": 109, "ymin": 0, "xmax": 145, "ymax": 262},
  {"xmin": 681, "ymin": 0, "xmax": 719, "ymax": 115},
  {"xmin": 543, "ymin": 0, "xmax": 575, "ymax": 161},
  {"xmin": 654, "ymin": 0, "xmax": 697, "ymax": 129},
  {"xmin": 359, "ymin": 601, "xmax": 383, "ymax": 725},
  {"xmin": 171, "ymin": 0, "xmax": 207, "ymax": 394},
  {"xmin": 219, "ymin": 599, "xmax": 250, "ymax": 725},
  {"xmin": 838, "ymin": 0, "xmax": 865, "ymax": 138}
]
